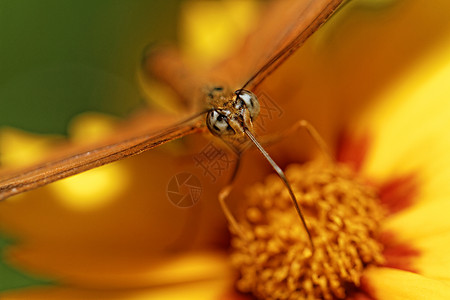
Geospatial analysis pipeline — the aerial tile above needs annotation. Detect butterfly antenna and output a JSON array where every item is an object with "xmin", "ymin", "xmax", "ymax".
[{"xmin": 244, "ymin": 129, "xmax": 314, "ymax": 251}]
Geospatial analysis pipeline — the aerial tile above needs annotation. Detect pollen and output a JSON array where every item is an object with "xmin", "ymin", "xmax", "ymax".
[{"xmin": 230, "ymin": 160, "xmax": 386, "ymax": 300}]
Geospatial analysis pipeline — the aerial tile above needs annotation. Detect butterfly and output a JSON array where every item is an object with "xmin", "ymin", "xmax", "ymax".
[{"xmin": 0, "ymin": 0, "xmax": 345, "ymax": 247}]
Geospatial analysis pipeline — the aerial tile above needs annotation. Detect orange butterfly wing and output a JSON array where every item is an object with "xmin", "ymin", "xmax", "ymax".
[
  {"xmin": 0, "ymin": 0, "xmax": 344, "ymax": 200},
  {"xmin": 209, "ymin": 0, "xmax": 345, "ymax": 89},
  {"xmin": 144, "ymin": 0, "xmax": 345, "ymax": 106},
  {"xmin": 0, "ymin": 113, "xmax": 204, "ymax": 200}
]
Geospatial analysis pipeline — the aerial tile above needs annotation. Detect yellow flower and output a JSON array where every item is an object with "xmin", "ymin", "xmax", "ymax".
[
  {"xmin": 229, "ymin": 43, "xmax": 450, "ymax": 297},
  {"xmin": 2, "ymin": 0, "xmax": 450, "ymax": 299},
  {"xmin": 226, "ymin": 0, "xmax": 450, "ymax": 298}
]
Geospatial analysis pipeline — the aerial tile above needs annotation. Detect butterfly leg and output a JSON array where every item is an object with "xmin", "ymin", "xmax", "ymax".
[
  {"xmin": 218, "ymin": 150, "xmax": 249, "ymax": 240},
  {"xmin": 219, "ymin": 183, "xmax": 247, "ymax": 240},
  {"xmin": 259, "ymin": 119, "xmax": 333, "ymax": 161},
  {"xmin": 292, "ymin": 120, "xmax": 334, "ymax": 161}
]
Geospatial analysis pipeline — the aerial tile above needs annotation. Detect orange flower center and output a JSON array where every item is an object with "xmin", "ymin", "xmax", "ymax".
[{"xmin": 231, "ymin": 160, "xmax": 386, "ymax": 299}]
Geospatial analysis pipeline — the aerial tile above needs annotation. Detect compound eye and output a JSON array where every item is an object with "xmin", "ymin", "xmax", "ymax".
[
  {"xmin": 206, "ymin": 110, "xmax": 234, "ymax": 136},
  {"xmin": 236, "ymin": 89, "xmax": 260, "ymax": 119}
]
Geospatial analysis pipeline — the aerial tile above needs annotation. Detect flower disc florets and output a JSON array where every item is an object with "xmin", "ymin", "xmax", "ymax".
[{"xmin": 231, "ymin": 160, "xmax": 385, "ymax": 299}]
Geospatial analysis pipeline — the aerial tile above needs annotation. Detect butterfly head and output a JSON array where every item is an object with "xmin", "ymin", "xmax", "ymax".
[{"xmin": 206, "ymin": 89, "xmax": 260, "ymax": 138}]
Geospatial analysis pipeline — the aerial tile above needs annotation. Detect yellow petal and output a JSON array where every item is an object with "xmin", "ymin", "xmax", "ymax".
[
  {"xmin": 411, "ymin": 231, "xmax": 450, "ymax": 281},
  {"xmin": 180, "ymin": 0, "xmax": 260, "ymax": 66},
  {"xmin": 50, "ymin": 113, "xmax": 131, "ymax": 210},
  {"xmin": 358, "ymin": 34, "xmax": 450, "ymax": 206},
  {"xmin": 1, "ymin": 280, "xmax": 228, "ymax": 300},
  {"xmin": 66, "ymin": 112, "xmax": 118, "ymax": 143},
  {"xmin": 0, "ymin": 252, "xmax": 233, "ymax": 300},
  {"xmin": 0, "ymin": 128, "xmax": 62, "ymax": 168},
  {"xmin": 0, "ymin": 115, "xmax": 230, "ymax": 286},
  {"xmin": 362, "ymin": 267, "xmax": 450, "ymax": 300},
  {"xmin": 383, "ymin": 198, "xmax": 450, "ymax": 244},
  {"xmin": 381, "ymin": 200, "xmax": 450, "ymax": 280}
]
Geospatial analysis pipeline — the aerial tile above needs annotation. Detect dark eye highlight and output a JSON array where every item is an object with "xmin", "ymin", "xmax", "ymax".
[
  {"xmin": 206, "ymin": 110, "xmax": 234, "ymax": 136},
  {"xmin": 235, "ymin": 89, "xmax": 260, "ymax": 119}
]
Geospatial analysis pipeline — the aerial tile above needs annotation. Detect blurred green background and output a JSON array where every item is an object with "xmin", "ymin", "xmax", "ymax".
[
  {"xmin": 0, "ymin": 0, "xmax": 182, "ymax": 291},
  {"xmin": 0, "ymin": 0, "xmax": 183, "ymax": 135}
]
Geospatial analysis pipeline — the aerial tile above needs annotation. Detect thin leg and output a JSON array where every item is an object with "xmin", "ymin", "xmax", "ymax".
[
  {"xmin": 218, "ymin": 150, "xmax": 249, "ymax": 239},
  {"xmin": 218, "ymin": 121, "xmax": 328, "ymax": 250},
  {"xmin": 295, "ymin": 120, "xmax": 334, "ymax": 161},
  {"xmin": 259, "ymin": 120, "xmax": 334, "ymax": 162},
  {"xmin": 219, "ymin": 184, "xmax": 247, "ymax": 239}
]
